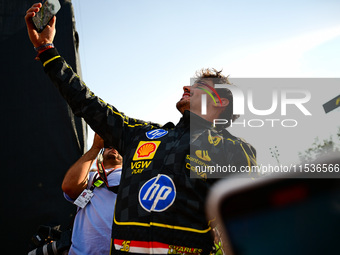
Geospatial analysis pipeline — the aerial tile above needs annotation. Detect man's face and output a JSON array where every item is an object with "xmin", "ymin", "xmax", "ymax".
[
  {"xmin": 176, "ymin": 79, "xmax": 217, "ymax": 115},
  {"xmin": 103, "ymin": 148, "xmax": 122, "ymax": 165}
]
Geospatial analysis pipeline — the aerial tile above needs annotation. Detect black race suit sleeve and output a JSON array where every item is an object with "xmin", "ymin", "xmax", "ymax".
[{"xmin": 39, "ymin": 48, "xmax": 159, "ymax": 155}]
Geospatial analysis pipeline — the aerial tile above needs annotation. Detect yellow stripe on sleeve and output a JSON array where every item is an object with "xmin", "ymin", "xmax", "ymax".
[{"xmin": 43, "ymin": 56, "xmax": 61, "ymax": 67}]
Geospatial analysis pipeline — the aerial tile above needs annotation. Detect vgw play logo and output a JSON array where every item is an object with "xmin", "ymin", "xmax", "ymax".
[{"xmin": 199, "ymin": 83, "xmax": 312, "ymax": 128}]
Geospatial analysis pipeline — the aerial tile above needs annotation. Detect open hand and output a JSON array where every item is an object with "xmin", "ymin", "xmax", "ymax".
[{"xmin": 25, "ymin": 3, "xmax": 56, "ymax": 48}]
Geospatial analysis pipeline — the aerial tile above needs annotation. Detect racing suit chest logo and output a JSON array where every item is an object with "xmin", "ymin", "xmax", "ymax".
[
  {"xmin": 208, "ymin": 135, "xmax": 222, "ymax": 146},
  {"xmin": 133, "ymin": 141, "xmax": 161, "ymax": 160},
  {"xmin": 146, "ymin": 129, "xmax": 168, "ymax": 139},
  {"xmin": 137, "ymin": 143, "xmax": 156, "ymax": 157},
  {"xmin": 195, "ymin": 150, "xmax": 211, "ymax": 162},
  {"xmin": 139, "ymin": 174, "xmax": 176, "ymax": 212}
]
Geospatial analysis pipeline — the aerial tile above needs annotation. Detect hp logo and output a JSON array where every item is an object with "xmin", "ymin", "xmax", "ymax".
[{"xmin": 139, "ymin": 174, "xmax": 176, "ymax": 212}]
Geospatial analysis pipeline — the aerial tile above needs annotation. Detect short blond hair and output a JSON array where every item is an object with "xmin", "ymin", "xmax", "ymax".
[{"xmin": 194, "ymin": 68, "xmax": 239, "ymax": 127}]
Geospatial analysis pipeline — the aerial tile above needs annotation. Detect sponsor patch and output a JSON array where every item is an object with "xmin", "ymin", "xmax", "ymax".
[
  {"xmin": 131, "ymin": 160, "xmax": 152, "ymax": 174},
  {"xmin": 208, "ymin": 135, "xmax": 222, "ymax": 146},
  {"xmin": 146, "ymin": 129, "xmax": 168, "ymax": 139},
  {"xmin": 195, "ymin": 150, "xmax": 211, "ymax": 162},
  {"xmin": 139, "ymin": 174, "xmax": 176, "ymax": 212},
  {"xmin": 133, "ymin": 141, "xmax": 161, "ymax": 160},
  {"xmin": 185, "ymin": 162, "xmax": 207, "ymax": 180}
]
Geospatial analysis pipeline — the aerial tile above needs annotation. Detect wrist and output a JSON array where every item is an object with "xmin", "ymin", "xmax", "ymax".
[
  {"xmin": 34, "ymin": 43, "xmax": 55, "ymax": 61},
  {"xmin": 90, "ymin": 146, "xmax": 103, "ymax": 154},
  {"xmin": 34, "ymin": 43, "xmax": 54, "ymax": 53}
]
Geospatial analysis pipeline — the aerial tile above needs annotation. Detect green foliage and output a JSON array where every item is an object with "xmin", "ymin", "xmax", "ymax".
[{"xmin": 298, "ymin": 127, "xmax": 340, "ymax": 163}]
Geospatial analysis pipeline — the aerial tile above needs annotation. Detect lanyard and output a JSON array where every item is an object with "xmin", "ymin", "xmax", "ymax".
[
  {"xmin": 96, "ymin": 148, "xmax": 109, "ymax": 187},
  {"xmin": 93, "ymin": 149, "xmax": 119, "ymax": 193}
]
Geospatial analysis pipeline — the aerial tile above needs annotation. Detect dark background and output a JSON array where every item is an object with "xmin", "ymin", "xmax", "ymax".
[{"xmin": 0, "ymin": 0, "xmax": 87, "ymax": 253}]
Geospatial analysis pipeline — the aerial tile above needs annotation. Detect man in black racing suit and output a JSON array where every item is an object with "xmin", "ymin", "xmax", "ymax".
[{"xmin": 25, "ymin": 4, "xmax": 257, "ymax": 254}]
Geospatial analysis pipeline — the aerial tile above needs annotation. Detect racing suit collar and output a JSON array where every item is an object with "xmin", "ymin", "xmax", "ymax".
[{"xmin": 177, "ymin": 110, "xmax": 214, "ymax": 130}]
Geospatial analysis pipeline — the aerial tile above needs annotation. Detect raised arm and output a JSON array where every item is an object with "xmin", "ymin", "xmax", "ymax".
[
  {"xmin": 24, "ymin": 4, "xmax": 159, "ymax": 154},
  {"xmin": 62, "ymin": 134, "xmax": 104, "ymax": 200}
]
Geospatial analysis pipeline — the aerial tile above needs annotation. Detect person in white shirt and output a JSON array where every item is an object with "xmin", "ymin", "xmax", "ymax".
[{"xmin": 62, "ymin": 133, "xmax": 122, "ymax": 255}]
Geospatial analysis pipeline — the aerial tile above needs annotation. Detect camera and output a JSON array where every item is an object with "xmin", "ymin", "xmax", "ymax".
[{"xmin": 28, "ymin": 225, "xmax": 71, "ymax": 255}]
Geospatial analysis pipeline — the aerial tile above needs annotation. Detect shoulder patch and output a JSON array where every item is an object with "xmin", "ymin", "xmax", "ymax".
[{"xmin": 146, "ymin": 129, "xmax": 168, "ymax": 139}]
